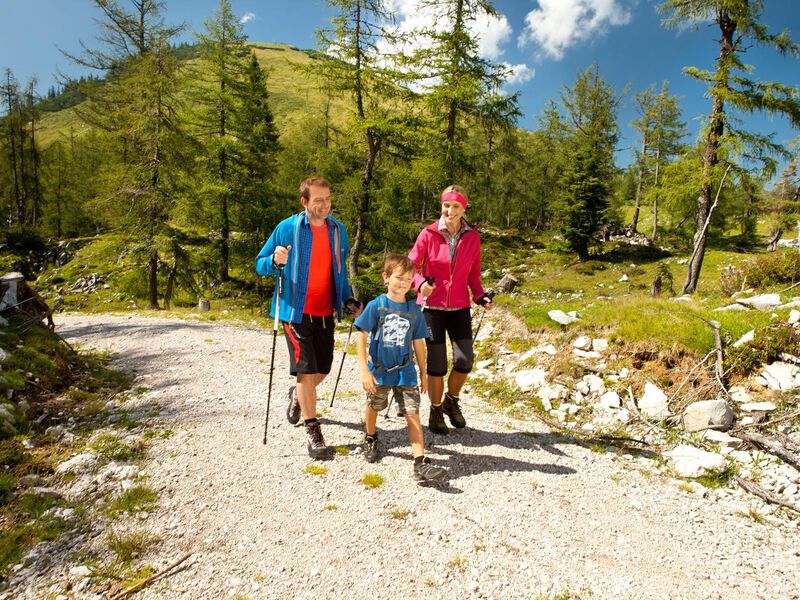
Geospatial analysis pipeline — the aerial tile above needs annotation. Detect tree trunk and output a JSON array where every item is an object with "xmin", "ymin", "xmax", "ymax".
[
  {"xmin": 148, "ymin": 249, "xmax": 160, "ymax": 309},
  {"xmin": 631, "ymin": 135, "xmax": 646, "ymax": 232},
  {"xmin": 651, "ymin": 146, "xmax": 661, "ymax": 241},
  {"xmin": 682, "ymin": 10, "xmax": 733, "ymax": 295}
]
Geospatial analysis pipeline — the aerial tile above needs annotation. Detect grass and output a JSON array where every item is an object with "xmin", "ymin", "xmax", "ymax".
[
  {"xmin": 360, "ymin": 473, "xmax": 384, "ymax": 488},
  {"xmin": 90, "ymin": 434, "xmax": 147, "ymax": 463},
  {"xmin": 695, "ymin": 464, "xmax": 736, "ymax": 489},
  {"xmin": 105, "ymin": 486, "xmax": 157, "ymax": 517},
  {"xmin": 736, "ymin": 509, "xmax": 766, "ymax": 525},
  {"xmin": 324, "ymin": 504, "xmax": 337, "ymax": 510},
  {"xmin": 391, "ymin": 509, "xmax": 411, "ymax": 519},
  {"xmin": 449, "ymin": 555, "xmax": 467, "ymax": 568},
  {"xmin": 304, "ymin": 465, "xmax": 328, "ymax": 475},
  {"xmin": 333, "ymin": 446, "xmax": 350, "ymax": 455},
  {"xmin": 107, "ymin": 529, "xmax": 161, "ymax": 563}
]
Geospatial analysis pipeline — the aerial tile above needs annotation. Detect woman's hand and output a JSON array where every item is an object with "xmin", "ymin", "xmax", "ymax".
[{"xmin": 420, "ymin": 281, "xmax": 435, "ymax": 297}]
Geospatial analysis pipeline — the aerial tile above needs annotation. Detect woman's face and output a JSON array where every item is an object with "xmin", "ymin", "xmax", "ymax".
[{"xmin": 441, "ymin": 199, "xmax": 466, "ymax": 229}]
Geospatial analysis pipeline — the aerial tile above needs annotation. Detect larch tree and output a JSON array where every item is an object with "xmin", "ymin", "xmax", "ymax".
[{"xmin": 659, "ymin": 0, "xmax": 800, "ymax": 293}]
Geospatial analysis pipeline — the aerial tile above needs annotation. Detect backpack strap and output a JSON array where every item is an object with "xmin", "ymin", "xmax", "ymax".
[{"xmin": 369, "ymin": 296, "xmax": 416, "ymax": 376}]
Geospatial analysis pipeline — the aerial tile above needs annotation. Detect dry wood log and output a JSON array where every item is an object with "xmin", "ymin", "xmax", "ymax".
[
  {"xmin": 109, "ymin": 553, "xmax": 191, "ymax": 600},
  {"xmin": 735, "ymin": 476, "xmax": 800, "ymax": 515},
  {"xmin": 732, "ymin": 408, "xmax": 800, "ymax": 433},
  {"xmin": 736, "ymin": 431, "xmax": 800, "ymax": 472}
]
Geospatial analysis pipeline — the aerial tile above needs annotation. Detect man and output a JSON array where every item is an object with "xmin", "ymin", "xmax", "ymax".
[{"xmin": 256, "ymin": 177, "xmax": 361, "ymax": 458}]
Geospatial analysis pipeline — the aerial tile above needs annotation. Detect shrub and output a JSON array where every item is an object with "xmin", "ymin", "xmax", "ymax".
[
  {"xmin": 720, "ymin": 251, "xmax": 800, "ymax": 293},
  {"xmin": 725, "ymin": 325, "xmax": 800, "ymax": 377}
]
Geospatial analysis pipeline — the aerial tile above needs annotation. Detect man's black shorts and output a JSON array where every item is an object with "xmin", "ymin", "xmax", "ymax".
[{"xmin": 283, "ymin": 313, "xmax": 335, "ymax": 376}]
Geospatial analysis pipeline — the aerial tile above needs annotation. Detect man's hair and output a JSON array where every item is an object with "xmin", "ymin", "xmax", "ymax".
[
  {"xmin": 383, "ymin": 253, "xmax": 415, "ymax": 276},
  {"xmin": 441, "ymin": 184, "xmax": 468, "ymax": 203},
  {"xmin": 299, "ymin": 176, "xmax": 330, "ymax": 200}
]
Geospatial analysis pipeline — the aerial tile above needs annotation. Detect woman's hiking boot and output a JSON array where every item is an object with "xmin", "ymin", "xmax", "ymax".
[
  {"xmin": 305, "ymin": 422, "xmax": 332, "ymax": 459},
  {"xmin": 428, "ymin": 402, "xmax": 449, "ymax": 435},
  {"xmin": 286, "ymin": 386, "xmax": 301, "ymax": 425},
  {"xmin": 413, "ymin": 457, "xmax": 446, "ymax": 481},
  {"xmin": 362, "ymin": 434, "xmax": 382, "ymax": 463},
  {"xmin": 442, "ymin": 392, "xmax": 466, "ymax": 428}
]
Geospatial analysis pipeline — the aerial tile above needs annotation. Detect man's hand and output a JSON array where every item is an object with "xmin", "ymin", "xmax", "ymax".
[
  {"xmin": 346, "ymin": 298, "xmax": 363, "ymax": 318},
  {"xmin": 273, "ymin": 245, "xmax": 292, "ymax": 267},
  {"xmin": 361, "ymin": 369, "xmax": 378, "ymax": 395}
]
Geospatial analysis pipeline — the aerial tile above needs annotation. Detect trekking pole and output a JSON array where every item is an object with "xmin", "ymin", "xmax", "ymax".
[
  {"xmin": 385, "ymin": 276, "xmax": 435, "ymax": 420},
  {"xmin": 263, "ymin": 266, "xmax": 283, "ymax": 444},
  {"xmin": 329, "ymin": 319, "xmax": 354, "ymax": 408},
  {"xmin": 471, "ymin": 289, "xmax": 495, "ymax": 345}
]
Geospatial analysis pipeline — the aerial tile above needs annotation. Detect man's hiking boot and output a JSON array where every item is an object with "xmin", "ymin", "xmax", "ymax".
[
  {"xmin": 305, "ymin": 422, "xmax": 332, "ymax": 459},
  {"xmin": 413, "ymin": 457, "xmax": 446, "ymax": 481},
  {"xmin": 428, "ymin": 402, "xmax": 449, "ymax": 435},
  {"xmin": 443, "ymin": 392, "xmax": 466, "ymax": 429},
  {"xmin": 362, "ymin": 434, "xmax": 382, "ymax": 463},
  {"xmin": 286, "ymin": 386, "xmax": 301, "ymax": 425}
]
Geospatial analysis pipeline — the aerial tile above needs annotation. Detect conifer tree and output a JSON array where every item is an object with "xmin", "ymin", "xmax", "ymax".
[{"xmin": 659, "ymin": 0, "xmax": 800, "ymax": 293}]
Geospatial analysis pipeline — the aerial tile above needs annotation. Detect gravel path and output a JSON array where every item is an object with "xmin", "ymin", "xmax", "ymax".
[{"xmin": 51, "ymin": 313, "xmax": 798, "ymax": 600}]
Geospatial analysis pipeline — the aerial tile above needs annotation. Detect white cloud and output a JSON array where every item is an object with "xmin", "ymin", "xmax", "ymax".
[
  {"xmin": 518, "ymin": 0, "xmax": 633, "ymax": 60},
  {"xmin": 504, "ymin": 63, "xmax": 535, "ymax": 86},
  {"xmin": 239, "ymin": 12, "xmax": 256, "ymax": 24}
]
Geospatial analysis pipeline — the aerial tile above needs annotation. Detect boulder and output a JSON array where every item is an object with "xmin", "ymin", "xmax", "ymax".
[
  {"xmin": 761, "ymin": 361, "xmax": 800, "ymax": 391},
  {"xmin": 495, "ymin": 274, "xmax": 518, "ymax": 294},
  {"xmin": 682, "ymin": 399, "xmax": 734, "ymax": 432},
  {"xmin": 514, "ymin": 368, "xmax": 548, "ymax": 392},
  {"xmin": 599, "ymin": 391, "xmax": 621, "ymax": 408},
  {"xmin": 572, "ymin": 336, "xmax": 592, "ymax": 351},
  {"xmin": 736, "ymin": 293, "xmax": 782, "ymax": 311},
  {"xmin": 638, "ymin": 382, "xmax": 669, "ymax": 419},
  {"xmin": 55, "ymin": 453, "xmax": 98, "ymax": 475},
  {"xmin": 740, "ymin": 401, "xmax": 777, "ymax": 413},
  {"xmin": 663, "ymin": 445, "xmax": 728, "ymax": 478},
  {"xmin": 548, "ymin": 310, "xmax": 579, "ymax": 325},
  {"xmin": 592, "ymin": 338, "xmax": 609, "ymax": 352}
]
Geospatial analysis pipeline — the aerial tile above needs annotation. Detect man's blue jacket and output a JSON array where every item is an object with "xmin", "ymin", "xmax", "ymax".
[{"xmin": 255, "ymin": 211, "xmax": 353, "ymax": 324}]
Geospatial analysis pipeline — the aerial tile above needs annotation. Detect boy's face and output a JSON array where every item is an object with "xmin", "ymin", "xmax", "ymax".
[{"xmin": 383, "ymin": 268, "xmax": 414, "ymax": 297}]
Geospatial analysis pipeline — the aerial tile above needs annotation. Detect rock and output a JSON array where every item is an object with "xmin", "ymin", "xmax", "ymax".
[
  {"xmin": 736, "ymin": 293, "xmax": 782, "ymax": 311},
  {"xmin": 19, "ymin": 474, "xmax": 47, "ymax": 487},
  {"xmin": 702, "ymin": 430, "xmax": 742, "ymax": 449},
  {"xmin": 547, "ymin": 310, "xmax": 578, "ymax": 325},
  {"xmin": 599, "ymin": 391, "xmax": 621, "ymax": 408},
  {"xmin": 532, "ymin": 344, "xmax": 557, "ymax": 355},
  {"xmin": 618, "ymin": 368, "xmax": 630, "ymax": 379},
  {"xmin": 572, "ymin": 336, "xmax": 592, "ymax": 351},
  {"xmin": 729, "ymin": 450, "xmax": 753, "ymax": 464},
  {"xmin": 69, "ymin": 565, "xmax": 92, "ymax": 578},
  {"xmin": 740, "ymin": 401, "xmax": 777, "ymax": 413},
  {"xmin": 613, "ymin": 408, "xmax": 633, "ymax": 423},
  {"xmin": 0, "ymin": 315, "xmax": 8, "ymax": 326},
  {"xmin": 663, "ymin": 445, "xmax": 728, "ymax": 478},
  {"xmin": 592, "ymin": 338, "xmax": 609, "ymax": 352},
  {"xmin": 55, "ymin": 453, "xmax": 97, "ymax": 475},
  {"xmin": 44, "ymin": 425, "xmax": 67, "ymax": 440},
  {"xmin": 714, "ymin": 303, "xmax": 748, "ymax": 312},
  {"xmin": 583, "ymin": 374, "xmax": 605, "ymax": 395},
  {"xmin": 549, "ymin": 409, "xmax": 566, "ymax": 423},
  {"xmin": 21, "ymin": 439, "xmax": 34, "ymax": 449},
  {"xmin": 760, "ymin": 361, "xmax": 800, "ymax": 391},
  {"xmin": 729, "ymin": 386, "xmax": 751, "ymax": 404},
  {"xmin": 476, "ymin": 359, "xmax": 493, "ymax": 370},
  {"xmin": 198, "ymin": 298, "xmax": 211, "ymax": 311},
  {"xmin": 514, "ymin": 368, "xmax": 548, "ymax": 392},
  {"xmin": 495, "ymin": 274, "xmax": 518, "ymax": 294},
  {"xmin": 619, "ymin": 274, "xmax": 628, "ymax": 282},
  {"xmin": 672, "ymin": 296, "xmax": 692, "ymax": 303},
  {"xmin": 732, "ymin": 330, "xmax": 754, "ymax": 348},
  {"xmin": 24, "ymin": 487, "xmax": 64, "ymax": 501},
  {"xmin": 575, "ymin": 381, "xmax": 590, "ymax": 395},
  {"xmin": 682, "ymin": 399, "xmax": 734, "ymax": 432},
  {"xmin": 0, "ymin": 405, "xmax": 14, "ymax": 423},
  {"xmin": 560, "ymin": 403, "xmax": 580, "ymax": 415},
  {"xmin": 638, "ymin": 382, "xmax": 669, "ymax": 419},
  {"xmin": 0, "ymin": 348, "xmax": 9, "ymax": 362},
  {"xmin": 572, "ymin": 348, "xmax": 602, "ymax": 359},
  {"xmin": 789, "ymin": 310, "xmax": 800, "ymax": 325}
]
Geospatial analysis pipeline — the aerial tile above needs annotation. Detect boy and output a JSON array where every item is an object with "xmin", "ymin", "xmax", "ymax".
[{"xmin": 354, "ymin": 254, "xmax": 447, "ymax": 481}]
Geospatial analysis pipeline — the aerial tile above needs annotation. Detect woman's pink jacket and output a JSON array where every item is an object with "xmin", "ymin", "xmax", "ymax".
[{"xmin": 408, "ymin": 221, "xmax": 485, "ymax": 309}]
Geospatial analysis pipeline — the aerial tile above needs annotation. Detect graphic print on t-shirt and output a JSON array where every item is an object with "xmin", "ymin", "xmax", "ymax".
[{"xmin": 382, "ymin": 313, "xmax": 409, "ymax": 347}]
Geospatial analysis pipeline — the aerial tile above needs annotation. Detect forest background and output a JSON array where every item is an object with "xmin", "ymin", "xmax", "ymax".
[{"xmin": 1, "ymin": 0, "xmax": 800, "ymax": 309}]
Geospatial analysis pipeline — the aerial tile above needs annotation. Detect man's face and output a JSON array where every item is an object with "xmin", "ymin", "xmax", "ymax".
[{"xmin": 302, "ymin": 185, "xmax": 331, "ymax": 223}]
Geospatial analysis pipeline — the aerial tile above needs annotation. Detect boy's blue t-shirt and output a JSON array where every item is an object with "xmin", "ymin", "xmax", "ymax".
[{"xmin": 354, "ymin": 295, "xmax": 428, "ymax": 386}]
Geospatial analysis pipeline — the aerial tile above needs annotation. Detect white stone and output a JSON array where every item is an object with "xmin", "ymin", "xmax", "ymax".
[
  {"xmin": 762, "ymin": 361, "xmax": 800, "ymax": 391},
  {"xmin": 572, "ymin": 336, "xmax": 592, "ymax": 351},
  {"xmin": 779, "ymin": 299, "xmax": 800, "ymax": 309},
  {"xmin": 575, "ymin": 381, "xmax": 590, "ymax": 395},
  {"xmin": 753, "ymin": 375, "xmax": 769, "ymax": 388},
  {"xmin": 638, "ymin": 382, "xmax": 669, "ymax": 419},
  {"xmin": 736, "ymin": 293, "xmax": 782, "ymax": 311},
  {"xmin": 592, "ymin": 338, "xmax": 609, "ymax": 352},
  {"xmin": 548, "ymin": 310, "xmax": 579, "ymax": 325},
  {"xmin": 560, "ymin": 403, "xmax": 580, "ymax": 415},
  {"xmin": 613, "ymin": 408, "xmax": 633, "ymax": 424},
  {"xmin": 732, "ymin": 330, "xmax": 754, "ymax": 348},
  {"xmin": 550, "ymin": 409, "xmax": 567, "ymax": 423},
  {"xmin": 672, "ymin": 296, "xmax": 692, "ymax": 302},
  {"xmin": 573, "ymin": 348, "xmax": 602, "ymax": 359},
  {"xmin": 599, "ymin": 391, "xmax": 621, "ymax": 408},
  {"xmin": 532, "ymin": 344, "xmax": 557, "ymax": 355},
  {"xmin": 539, "ymin": 384, "xmax": 569, "ymax": 405},
  {"xmin": 567, "ymin": 310, "xmax": 581, "ymax": 318},
  {"xmin": 729, "ymin": 386, "xmax": 751, "ymax": 404},
  {"xmin": 682, "ymin": 399, "xmax": 734, "ymax": 432},
  {"xmin": 618, "ymin": 368, "xmax": 630, "ymax": 379},
  {"xmin": 55, "ymin": 453, "xmax": 97, "ymax": 475},
  {"xmin": 0, "ymin": 315, "xmax": 8, "ymax": 326},
  {"xmin": 0, "ymin": 348, "xmax": 9, "ymax": 362},
  {"xmin": 701, "ymin": 430, "xmax": 742, "ymax": 449},
  {"xmin": 729, "ymin": 450, "xmax": 753, "ymax": 464},
  {"xmin": 514, "ymin": 368, "xmax": 548, "ymax": 392},
  {"xmin": 25, "ymin": 487, "xmax": 64, "ymax": 501},
  {"xmin": 740, "ymin": 401, "xmax": 777, "ymax": 413},
  {"xmin": 476, "ymin": 359, "xmax": 493, "ymax": 370},
  {"xmin": 789, "ymin": 310, "xmax": 800, "ymax": 325},
  {"xmin": 70, "ymin": 566, "xmax": 92, "ymax": 578},
  {"xmin": 714, "ymin": 303, "xmax": 748, "ymax": 312},
  {"xmin": 663, "ymin": 445, "xmax": 728, "ymax": 478},
  {"xmin": 583, "ymin": 374, "xmax": 605, "ymax": 394},
  {"xmin": 739, "ymin": 416, "xmax": 754, "ymax": 426},
  {"xmin": 619, "ymin": 274, "xmax": 628, "ymax": 282}
]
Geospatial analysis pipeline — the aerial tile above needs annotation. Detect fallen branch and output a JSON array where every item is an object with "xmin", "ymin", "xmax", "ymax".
[
  {"xmin": 666, "ymin": 349, "xmax": 715, "ymax": 407},
  {"xmin": 109, "ymin": 553, "xmax": 192, "ymax": 600},
  {"xmin": 735, "ymin": 476, "xmax": 800, "ymax": 515},
  {"xmin": 780, "ymin": 280, "xmax": 800, "ymax": 293},
  {"xmin": 736, "ymin": 431, "xmax": 800, "ymax": 473},
  {"xmin": 733, "ymin": 408, "xmax": 800, "ymax": 433}
]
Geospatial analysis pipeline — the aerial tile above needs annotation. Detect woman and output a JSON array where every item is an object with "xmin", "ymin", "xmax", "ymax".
[{"xmin": 408, "ymin": 185, "xmax": 494, "ymax": 435}]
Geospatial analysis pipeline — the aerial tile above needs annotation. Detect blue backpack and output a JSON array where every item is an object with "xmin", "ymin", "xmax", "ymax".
[{"xmin": 369, "ymin": 296, "xmax": 417, "ymax": 376}]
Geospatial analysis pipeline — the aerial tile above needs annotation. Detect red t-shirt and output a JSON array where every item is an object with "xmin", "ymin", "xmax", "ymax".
[{"xmin": 304, "ymin": 223, "xmax": 334, "ymax": 316}]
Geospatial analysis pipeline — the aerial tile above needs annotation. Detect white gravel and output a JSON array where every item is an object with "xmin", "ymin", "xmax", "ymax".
[{"xmin": 20, "ymin": 314, "xmax": 800, "ymax": 599}]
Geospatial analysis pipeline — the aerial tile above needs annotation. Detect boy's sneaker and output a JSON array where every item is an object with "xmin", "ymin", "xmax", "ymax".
[
  {"xmin": 443, "ymin": 392, "xmax": 466, "ymax": 429},
  {"xmin": 305, "ymin": 422, "xmax": 332, "ymax": 459},
  {"xmin": 362, "ymin": 434, "xmax": 382, "ymax": 463},
  {"xmin": 286, "ymin": 386, "xmax": 301, "ymax": 425},
  {"xmin": 413, "ymin": 457, "xmax": 446, "ymax": 481},
  {"xmin": 428, "ymin": 402, "xmax": 449, "ymax": 435}
]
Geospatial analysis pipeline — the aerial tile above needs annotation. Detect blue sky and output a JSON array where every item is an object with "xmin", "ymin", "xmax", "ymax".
[{"xmin": 2, "ymin": 0, "xmax": 799, "ymax": 172}]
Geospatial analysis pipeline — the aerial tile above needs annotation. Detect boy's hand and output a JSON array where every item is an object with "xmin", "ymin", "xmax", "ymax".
[
  {"xmin": 420, "ymin": 376, "xmax": 428, "ymax": 396},
  {"xmin": 361, "ymin": 370, "xmax": 378, "ymax": 395}
]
